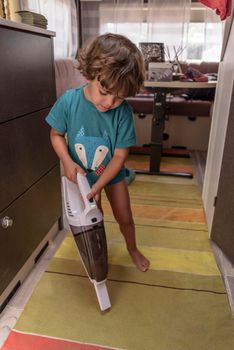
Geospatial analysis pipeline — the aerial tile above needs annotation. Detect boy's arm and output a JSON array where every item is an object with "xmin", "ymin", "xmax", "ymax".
[
  {"xmin": 50, "ymin": 128, "xmax": 85, "ymax": 182},
  {"xmin": 87, "ymin": 147, "xmax": 129, "ymax": 199}
]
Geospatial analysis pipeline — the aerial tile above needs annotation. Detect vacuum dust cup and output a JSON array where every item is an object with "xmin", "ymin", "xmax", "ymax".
[{"xmin": 62, "ymin": 173, "xmax": 111, "ymax": 311}]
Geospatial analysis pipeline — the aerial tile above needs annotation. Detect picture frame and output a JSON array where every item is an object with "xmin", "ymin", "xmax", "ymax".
[
  {"xmin": 139, "ymin": 42, "xmax": 165, "ymax": 69},
  {"xmin": 148, "ymin": 62, "xmax": 173, "ymax": 82}
]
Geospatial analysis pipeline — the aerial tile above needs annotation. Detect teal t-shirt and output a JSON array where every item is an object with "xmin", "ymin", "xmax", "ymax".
[{"xmin": 46, "ymin": 87, "xmax": 136, "ymax": 186}]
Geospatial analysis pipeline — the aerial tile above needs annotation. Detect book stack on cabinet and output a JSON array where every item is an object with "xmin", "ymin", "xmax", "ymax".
[{"xmin": 16, "ymin": 10, "xmax": 48, "ymax": 29}]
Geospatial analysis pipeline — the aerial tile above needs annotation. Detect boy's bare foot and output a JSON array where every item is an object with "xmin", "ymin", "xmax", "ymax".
[{"xmin": 128, "ymin": 248, "xmax": 150, "ymax": 272}]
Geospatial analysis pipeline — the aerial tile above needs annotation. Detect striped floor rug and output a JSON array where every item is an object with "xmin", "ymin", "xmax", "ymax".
[{"xmin": 2, "ymin": 156, "xmax": 234, "ymax": 350}]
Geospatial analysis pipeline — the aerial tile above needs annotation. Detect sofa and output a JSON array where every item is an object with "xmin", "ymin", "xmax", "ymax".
[
  {"xmin": 54, "ymin": 59, "xmax": 218, "ymax": 118},
  {"xmin": 54, "ymin": 58, "xmax": 86, "ymax": 98}
]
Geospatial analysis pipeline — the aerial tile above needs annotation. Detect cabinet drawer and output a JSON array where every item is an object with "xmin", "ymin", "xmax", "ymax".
[
  {"xmin": 0, "ymin": 165, "xmax": 61, "ymax": 295},
  {"xmin": 0, "ymin": 27, "xmax": 56, "ymax": 123},
  {"xmin": 0, "ymin": 108, "xmax": 58, "ymax": 212}
]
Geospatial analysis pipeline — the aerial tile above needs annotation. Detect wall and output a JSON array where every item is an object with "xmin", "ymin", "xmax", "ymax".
[
  {"xmin": 134, "ymin": 113, "xmax": 211, "ymax": 151},
  {"xmin": 202, "ymin": 14, "xmax": 234, "ymax": 234}
]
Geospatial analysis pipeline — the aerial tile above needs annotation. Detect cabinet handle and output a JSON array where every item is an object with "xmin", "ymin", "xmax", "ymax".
[{"xmin": 1, "ymin": 216, "xmax": 13, "ymax": 229}]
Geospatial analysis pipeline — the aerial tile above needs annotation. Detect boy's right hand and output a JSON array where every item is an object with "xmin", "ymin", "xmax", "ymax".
[{"xmin": 63, "ymin": 159, "xmax": 86, "ymax": 183}]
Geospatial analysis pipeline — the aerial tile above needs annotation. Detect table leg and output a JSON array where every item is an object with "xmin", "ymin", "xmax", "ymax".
[
  {"xmin": 135, "ymin": 91, "xmax": 193, "ymax": 178},
  {"xmin": 150, "ymin": 91, "xmax": 165, "ymax": 172}
]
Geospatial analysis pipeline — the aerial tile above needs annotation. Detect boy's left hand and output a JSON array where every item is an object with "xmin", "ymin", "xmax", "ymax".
[{"xmin": 87, "ymin": 184, "xmax": 100, "ymax": 202}]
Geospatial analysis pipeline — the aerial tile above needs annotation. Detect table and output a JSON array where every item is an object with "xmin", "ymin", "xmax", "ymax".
[{"xmin": 136, "ymin": 80, "xmax": 217, "ymax": 178}]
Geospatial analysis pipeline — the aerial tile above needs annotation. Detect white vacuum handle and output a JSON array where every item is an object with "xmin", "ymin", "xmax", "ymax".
[{"xmin": 77, "ymin": 173, "xmax": 97, "ymax": 211}]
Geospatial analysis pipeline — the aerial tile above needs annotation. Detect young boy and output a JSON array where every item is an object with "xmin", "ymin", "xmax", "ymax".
[{"xmin": 46, "ymin": 33, "xmax": 150, "ymax": 272}]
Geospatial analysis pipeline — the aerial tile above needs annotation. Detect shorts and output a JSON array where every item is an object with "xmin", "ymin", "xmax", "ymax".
[{"xmin": 86, "ymin": 168, "xmax": 126, "ymax": 188}]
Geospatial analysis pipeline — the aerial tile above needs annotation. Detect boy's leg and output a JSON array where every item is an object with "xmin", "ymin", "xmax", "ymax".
[
  {"xmin": 105, "ymin": 180, "xmax": 150, "ymax": 272},
  {"xmin": 96, "ymin": 195, "xmax": 103, "ymax": 216}
]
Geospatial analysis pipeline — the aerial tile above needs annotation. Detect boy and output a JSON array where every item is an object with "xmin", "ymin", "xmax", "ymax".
[{"xmin": 46, "ymin": 33, "xmax": 150, "ymax": 272}]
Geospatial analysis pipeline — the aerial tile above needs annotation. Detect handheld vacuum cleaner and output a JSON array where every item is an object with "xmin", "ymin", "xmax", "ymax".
[{"xmin": 62, "ymin": 173, "xmax": 111, "ymax": 311}]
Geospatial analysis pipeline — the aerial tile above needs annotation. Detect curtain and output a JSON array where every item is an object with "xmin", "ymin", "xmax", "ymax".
[
  {"xmin": 202, "ymin": 7, "xmax": 224, "ymax": 60},
  {"xmin": 100, "ymin": 0, "xmax": 145, "ymax": 46},
  {"xmin": 80, "ymin": 0, "xmax": 100, "ymax": 46},
  {"xmin": 19, "ymin": 0, "xmax": 78, "ymax": 58},
  {"xmin": 100, "ymin": 0, "xmax": 190, "ymax": 61},
  {"xmin": 147, "ymin": 0, "xmax": 191, "ymax": 61},
  {"xmin": 0, "ymin": 0, "xmax": 6, "ymax": 18},
  {"xmin": 99, "ymin": 0, "xmax": 223, "ymax": 62}
]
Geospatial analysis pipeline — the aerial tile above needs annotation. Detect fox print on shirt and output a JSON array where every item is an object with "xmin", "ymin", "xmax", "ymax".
[{"xmin": 74, "ymin": 127, "xmax": 111, "ymax": 180}]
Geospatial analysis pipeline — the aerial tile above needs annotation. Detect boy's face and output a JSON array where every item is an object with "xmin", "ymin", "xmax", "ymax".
[{"xmin": 85, "ymin": 78, "xmax": 125, "ymax": 112}]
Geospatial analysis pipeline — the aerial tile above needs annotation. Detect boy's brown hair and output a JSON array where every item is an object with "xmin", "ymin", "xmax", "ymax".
[{"xmin": 77, "ymin": 33, "xmax": 145, "ymax": 97}]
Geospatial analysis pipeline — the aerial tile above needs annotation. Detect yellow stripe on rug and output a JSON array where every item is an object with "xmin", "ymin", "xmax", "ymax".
[
  {"xmin": 55, "ymin": 235, "xmax": 220, "ymax": 277},
  {"xmin": 108, "ymin": 243, "xmax": 221, "ymax": 276}
]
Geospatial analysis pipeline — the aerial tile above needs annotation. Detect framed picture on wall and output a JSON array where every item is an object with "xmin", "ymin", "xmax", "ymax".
[{"xmin": 139, "ymin": 42, "xmax": 165, "ymax": 69}]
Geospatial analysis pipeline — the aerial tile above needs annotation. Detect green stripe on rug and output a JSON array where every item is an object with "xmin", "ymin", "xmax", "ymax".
[
  {"xmin": 128, "ymin": 182, "xmax": 202, "ymax": 203},
  {"xmin": 105, "ymin": 222, "xmax": 211, "ymax": 251}
]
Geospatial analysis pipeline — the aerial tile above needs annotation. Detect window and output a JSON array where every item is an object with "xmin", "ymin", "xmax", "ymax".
[{"xmin": 82, "ymin": 0, "xmax": 224, "ymax": 62}]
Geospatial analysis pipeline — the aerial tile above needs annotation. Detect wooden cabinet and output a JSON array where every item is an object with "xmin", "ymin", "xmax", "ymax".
[
  {"xmin": 0, "ymin": 26, "xmax": 55, "ymax": 123},
  {"xmin": 0, "ymin": 19, "xmax": 62, "ymax": 311}
]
